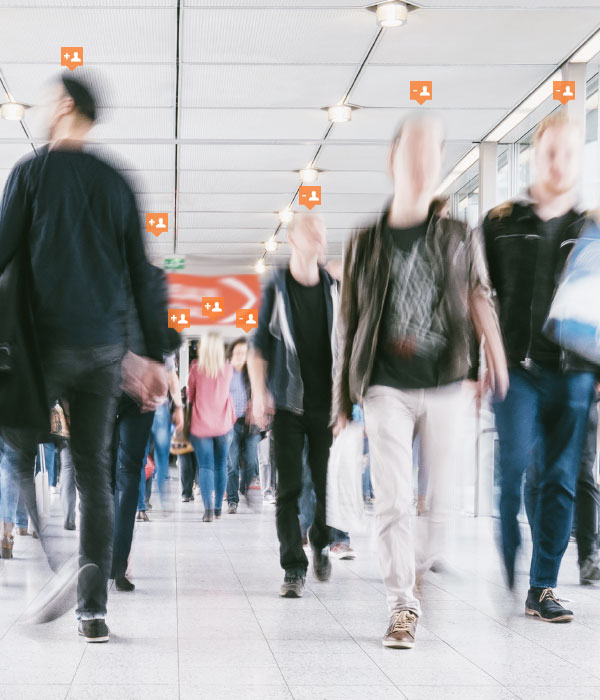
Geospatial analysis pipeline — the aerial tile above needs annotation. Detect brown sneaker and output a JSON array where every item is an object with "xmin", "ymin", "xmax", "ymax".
[{"xmin": 382, "ymin": 610, "xmax": 417, "ymax": 648}]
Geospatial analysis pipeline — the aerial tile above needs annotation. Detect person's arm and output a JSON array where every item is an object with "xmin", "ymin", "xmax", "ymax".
[
  {"xmin": 168, "ymin": 366, "xmax": 184, "ymax": 432},
  {"xmin": 248, "ymin": 279, "xmax": 276, "ymax": 428},
  {"xmin": 0, "ymin": 162, "xmax": 31, "ymax": 273},
  {"xmin": 466, "ymin": 224, "xmax": 509, "ymax": 400},
  {"xmin": 187, "ymin": 363, "xmax": 197, "ymax": 407}
]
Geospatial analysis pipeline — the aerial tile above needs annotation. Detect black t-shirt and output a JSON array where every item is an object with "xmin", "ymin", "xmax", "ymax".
[
  {"xmin": 370, "ymin": 218, "xmax": 447, "ymax": 390},
  {"xmin": 528, "ymin": 211, "xmax": 573, "ymax": 369},
  {"xmin": 286, "ymin": 270, "xmax": 332, "ymax": 409}
]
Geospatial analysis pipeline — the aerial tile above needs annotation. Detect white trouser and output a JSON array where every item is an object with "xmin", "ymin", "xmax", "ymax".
[{"xmin": 363, "ymin": 382, "xmax": 464, "ymax": 617}]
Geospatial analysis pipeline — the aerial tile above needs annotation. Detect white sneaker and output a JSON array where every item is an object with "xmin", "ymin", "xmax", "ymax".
[{"xmin": 330, "ymin": 543, "xmax": 356, "ymax": 560}]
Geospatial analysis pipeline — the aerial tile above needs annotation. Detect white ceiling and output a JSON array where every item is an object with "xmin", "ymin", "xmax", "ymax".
[{"xmin": 0, "ymin": 1, "xmax": 599, "ymax": 273}]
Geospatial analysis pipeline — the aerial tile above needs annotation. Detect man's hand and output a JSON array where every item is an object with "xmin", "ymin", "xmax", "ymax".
[
  {"xmin": 121, "ymin": 352, "xmax": 168, "ymax": 413},
  {"xmin": 251, "ymin": 389, "xmax": 275, "ymax": 429},
  {"xmin": 172, "ymin": 405, "xmax": 184, "ymax": 433},
  {"xmin": 332, "ymin": 413, "xmax": 348, "ymax": 437}
]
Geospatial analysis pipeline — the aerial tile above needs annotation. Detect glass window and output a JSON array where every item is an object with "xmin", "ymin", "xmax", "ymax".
[
  {"xmin": 496, "ymin": 145, "xmax": 509, "ymax": 203},
  {"xmin": 456, "ymin": 169, "xmax": 479, "ymax": 229},
  {"xmin": 585, "ymin": 73, "xmax": 598, "ymax": 144},
  {"xmin": 517, "ymin": 140, "xmax": 532, "ymax": 192}
]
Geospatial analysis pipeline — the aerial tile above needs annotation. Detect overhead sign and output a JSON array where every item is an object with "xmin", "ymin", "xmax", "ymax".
[
  {"xmin": 167, "ymin": 274, "xmax": 261, "ymax": 327},
  {"xmin": 165, "ymin": 255, "xmax": 185, "ymax": 271}
]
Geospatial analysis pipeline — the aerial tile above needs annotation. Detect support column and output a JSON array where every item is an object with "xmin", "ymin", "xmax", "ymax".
[{"xmin": 479, "ymin": 141, "xmax": 498, "ymax": 219}]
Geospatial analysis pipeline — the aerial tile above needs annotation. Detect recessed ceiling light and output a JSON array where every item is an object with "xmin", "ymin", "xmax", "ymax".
[
  {"xmin": 1, "ymin": 102, "xmax": 26, "ymax": 121},
  {"xmin": 265, "ymin": 237, "xmax": 278, "ymax": 252},
  {"xmin": 299, "ymin": 168, "xmax": 319, "ymax": 183},
  {"xmin": 374, "ymin": 2, "xmax": 408, "ymax": 28},
  {"xmin": 278, "ymin": 208, "xmax": 294, "ymax": 224},
  {"xmin": 327, "ymin": 104, "xmax": 353, "ymax": 124},
  {"xmin": 255, "ymin": 259, "xmax": 266, "ymax": 274}
]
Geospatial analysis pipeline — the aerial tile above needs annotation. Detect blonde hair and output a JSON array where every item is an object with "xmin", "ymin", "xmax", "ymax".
[
  {"xmin": 533, "ymin": 110, "xmax": 574, "ymax": 146},
  {"xmin": 197, "ymin": 333, "xmax": 225, "ymax": 379}
]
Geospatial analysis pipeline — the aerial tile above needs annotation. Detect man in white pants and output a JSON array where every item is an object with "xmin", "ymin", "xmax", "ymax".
[{"xmin": 333, "ymin": 113, "xmax": 507, "ymax": 648}]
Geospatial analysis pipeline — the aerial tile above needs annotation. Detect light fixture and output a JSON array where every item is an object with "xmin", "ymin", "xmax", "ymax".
[
  {"xmin": 278, "ymin": 208, "xmax": 294, "ymax": 224},
  {"xmin": 255, "ymin": 258, "xmax": 266, "ymax": 274},
  {"xmin": 1, "ymin": 102, "xmax": 26, "ymax": 121},
  {"xmin": 299, "ymin": 168, "xmax": 319, "ymax": 183},
  {"xmin": 435, "ymin": 146, "xmax": 480, "ymax": 196},
  {"xmin": 484, "ymin": 72, "xmax": 560, "ymax": 143},
  {"xmin": 375, "ymin": 2, "xmax": 408, "ymax": 28},
  {"xmin": 570, "ymin": 29, "xmax": 600, "ymax": 63},
  {"xmin": 265, "ymin": 236, "xmax": 278, "ymax": 252},
  {"xmin": 327, "ymin": 104, "xmax": 353, "ymax": 124}
]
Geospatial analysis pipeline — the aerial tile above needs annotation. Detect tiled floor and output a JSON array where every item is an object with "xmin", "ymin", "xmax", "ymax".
[{"xmin": 1, "ymin": 480, "xmax": 600, "ymax": 700}]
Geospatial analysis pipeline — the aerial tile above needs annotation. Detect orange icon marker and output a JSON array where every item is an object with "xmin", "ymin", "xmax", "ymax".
[
  {"xmin": 168, "ymin": 308, "xmax": 190, "ymax": 332},
  {"xmin": 61, "ymin": 47, "xmax": 84, "ymax": 71},
  {"xmin": 236, "ymin": 309, "xmax": 258, "ymax": 334},
  {"xmin": 553, "ymin": 81, "xmax": 575, "ymax": 105},
  {"xmin": 146, "ymin": 213, "xmax": 168, "ymax": 238},
  {"xmin": 299, "ymin": 185, "xmax": 321, "ymax": 210},
  {"xmin": 201, "ymin": 297, "xmax": 225, "ymax": 318},
  {"xmin": 410, "ymin": 81, "xmax": 432, "ymax": 106}
]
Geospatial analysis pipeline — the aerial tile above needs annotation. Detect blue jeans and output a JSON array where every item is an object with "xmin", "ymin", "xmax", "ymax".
[
  {"xmin": 111, "ymin": 396, "xmax": 155, "ymax": 580},
  {"xmin": 494, "ymin": 366, "xmax": 595, "ymax": 588},
  {"xmin": 226, "ymin": 420, "xmax": 261, "ymax": 505},
  {"xmin": 151, "ymin": 402, "xmax": 173, "ymax": 499},
  {"xmin": 191, "ymin": 431, "xmax": 234, "ymax": 513},
  {"xmin": 0, "ymin": 438, "xmax": 28, "ymax": 528}
]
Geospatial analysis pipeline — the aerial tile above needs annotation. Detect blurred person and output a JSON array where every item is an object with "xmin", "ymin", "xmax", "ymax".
[
  {"xmin": 112, "ymin": 353, "xmax": 183, "ymax": 592},
  {"xmin": 482, "ymin": 112, "xmax": 597, "ymax": 622},
  {"xmin": 258, "ymin": 429, "xmax": 275, "ymax": 503},
  {"xmin": 248, "ymin": 213, "xmax": 338, "ymax": 598},
  {"xmin": 0, "ymin": 73, "xmax": 170, "ymax": 642},
  {"xmin": 0, "ymin": 438, "xmax": 29, "ymax": 558},
  {"xmin": 226, "ymin": 337, "xmax": 261, "ymax": 514},
  {"xmin": 188, "ymin": 334, "xmax": 236, "ymax": 522},
  {"xmin": 333, "ymin": 113, "xmax": 507, "ymax": 648},
  {"xmin": 427, "ymin": 195, "xmax": 450, "ymax": 220}
]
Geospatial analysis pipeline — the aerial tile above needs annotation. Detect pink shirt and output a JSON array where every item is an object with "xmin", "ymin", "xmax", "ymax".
[{"xmin": 187, "ymin": 361, "xmax": 236, "ymax": 439}]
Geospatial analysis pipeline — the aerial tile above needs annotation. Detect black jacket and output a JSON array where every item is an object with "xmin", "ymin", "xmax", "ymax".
[{"xmin": 482, "ymin": 196, "xmax": 596, "ymax": 373}]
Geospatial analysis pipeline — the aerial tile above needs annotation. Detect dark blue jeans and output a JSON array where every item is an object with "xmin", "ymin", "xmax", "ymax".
[
  {"xmin": 494, "ymin": 366, "xmax": 595, "ymax": 588},
  {"xmin": 226, "ymin": 419, "xmax": 261, "ymax": 505},
  {"xmin": 191, "ymin": 431, "xmax": 234, "ymax": 514},
  {"xmin": 111, "ymin": 396, "xmax": 155, "ymax": 581}
]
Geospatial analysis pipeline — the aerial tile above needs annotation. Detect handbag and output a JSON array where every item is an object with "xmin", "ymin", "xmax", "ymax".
[
  {"xmin": 0, "ymin": 246, "xmax": 50, "ymax": 430},
  {"xmin": 543, "ymin": 220, "xmax": 600, "ymax": 364},
  {"xmin": 50, "ymin": 402, "xmax": 70, "ymax": 438},
  {"xmin": 170, "ymin": 402, "xmax": 194, "ymax": 455}
]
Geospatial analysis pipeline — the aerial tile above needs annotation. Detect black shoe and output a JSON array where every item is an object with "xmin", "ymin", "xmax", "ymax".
[
  {"xmin": 312, "ymin": 545, "xmax": 332, "ymax": 582},
  {"xmin": 580, "ymin": 553, "xmax": 600, "ymax": 585},
  {"xmin": 279, "ymin": 572, "xmax": 305, "ymax": 598},
  {"xmin": 78, "ymin": 618, "xmax": 110, "ymax": 643},
  {"xmin": 228, "ymin": 502, "xmax": 238, "ymax": 514},
  {"xmin": 115, "ymin": 576, "xmax": 135, "ymax": 592},
  {"xmin": 525, "ymin": 588, "xmax": 573, "ymax": 622},
  {"xmin": 215, "ymin": 509, "xmax": 222, "ymax": 519},
  {"xmin": 182, "ymin": 497, "xmax": 190, "ymax": 503}
]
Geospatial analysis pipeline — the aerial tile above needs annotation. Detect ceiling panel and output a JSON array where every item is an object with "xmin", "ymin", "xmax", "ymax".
[
  {"xmin": 328, "ymin": 107, "xmax": 505, "ymax": 143},
  {"xmin": 137, "ymin": 196, "xmax": 174, "ymax": 213},
  {"xmin": 184, "ymin": 1, "xmax": 369, "ymax": 5},
  {"xmin": 179, "ymin": 144, "xmax": 316, "ymax": 171},
  {"xmin": 9, "ymin": 1, "xmax": 175, "ymax": 6},
  {"xmin": 351, "ymin": 65, "xmax": 553, "ymax": 109},
  {"xmin": 0, "ymin": 118, "xmax": 25, "ymax": 140},
  {"xmin": 181, "ymin": 64, "xmax": 357, "ymax": 109},
  {"xmin": 85, "ymin": 144, "xmax": 175, "ymax": 171},
  {"xmin": 176, "ymin": 229, "xmax": 277, "ymax": 243},
  {"xmin": 182, "ymin": 8, "xmax": 375, "ymax": 64},
  {"xmin": 180, "ymin": 108, "xmax": 327, "ymax": 140},
  {"xmin": 317, "ymin": 171, "xmax": 392, "ymax": 193},
  {"xmin": 179, "ymin": 170, "xmax": 299, "ymax": 193},
  {"xmin": 179, "ymin": 212, "xmax": 280, "ymax": 228},
  {"xmin": 121, "ymin": 170, "xmax": 175, "ymax": 194},
  {"xmin": 179, "ymin": 193, "xmax": 293, "ymax": 213},
  {"xmin": 371, "ymin": 9, "xmax": 600, "ymax": 65},
  {"xmin": 0, "ymin": 65, "xmax": 175, "ymax": 109},
  {"xmin": 316, "ymin": 143, "xmax": 390, "ymax": 171},
  {"xmin": 0, "ymin": 8, "xmax": 176, "ymax": 63},
  {"xmin": 0, "ymin": 144, "xmax": 34, "ymax": 169}
]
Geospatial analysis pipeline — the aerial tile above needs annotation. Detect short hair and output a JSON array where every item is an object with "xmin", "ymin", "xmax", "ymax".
[
  {"xmin": 428, "ymin": 196, "xmax": 449, "ymax": 219},
  {"xmin": 390, "ymin": 113, "xmax": 444, "ymax": 152},
  {"xmin": 533, "ymin": 110, "xmax": 575, "ymax": 146},
  {"xmin": 60, "ymin": 74, "xmax": 97, "ymax": 123},
  {"xmin": 228, "ymin": 336, "xmax": 248, "ymax": 360}
]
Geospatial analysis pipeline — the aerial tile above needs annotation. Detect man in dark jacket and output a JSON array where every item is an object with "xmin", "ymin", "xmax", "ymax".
[
  {"xmin": 248, "ymin": 213, "xmax": 338, "ymax": 599},
  {"xmin": 482, "ymin": 112, "xmax": 597, "ymax": 622},
  {"xmin": 333, "ymin": 113, "xmax": 507, "ymax": 649},
  {"xmin": 0, "ymin": 74, "xmax": 168, "ymax": 642}
]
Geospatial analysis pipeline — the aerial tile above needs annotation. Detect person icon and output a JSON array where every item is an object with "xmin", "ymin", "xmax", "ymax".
[
  {"xmin": 563, "ymin": 84, "xmax": 573, "ymax": 97},
  {"xmin": 156, "ymin": 217, "xmax": 166, "ymax": 229},
  {"xmin": 71, "ymin": 51, "xmax": 82, "ymax": 63},
  {"xmin": 212, "ymin": 301, "xmax": 222, "ymax": 313},
  {"xmin": 247, "ymin": 313, "xmax": 257, "ymax": 325},
  {"xmin": 178, "ymin": 314, "xmax": 189, "ymax": 325},
  {"xmin": 309, "ymin": 190, "xmax": 320, "ymax": 202},
  {"xmin": 420, "ymin": 84, "xmax": 430, "ymax": 97}
]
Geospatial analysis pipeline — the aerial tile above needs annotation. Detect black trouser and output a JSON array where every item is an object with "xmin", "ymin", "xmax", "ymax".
[
  {"xmin": 272, "ymin": 408, "xmax": 332, "ymax": 575},
  {"xmin": 1, "ymin": 345, "xmax": 121, "ymax": 618},
  {"xmin": 576, "ymin": 398, "xmax": 599, "ymax": 565},
  {"xmin": 179, "ymin": 451, "xmax": 197, "ymax": 498},
  {"xmin": 111, "ymin": 395, "xmax": 155, "ymax": 581}
]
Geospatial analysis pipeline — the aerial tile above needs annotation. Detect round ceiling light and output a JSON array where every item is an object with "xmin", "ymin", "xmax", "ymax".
[
  {"xmin": 299, "ymin": 168, "xmax": 319, "ymax": 183},
  {"xmin": 327, "ymin": 104, "xmax": 353, "ymax": 124},
  {"xmin": 1, "ymin": 102, "xmax": 26, "ymax": 121},
  {"xmin": 278, "ymin": 208, "xmax": 294, "ymax": 224},
  {"xmin": 265, "ymin": 237, "xmax": 278, "ymax": 252},
  {"xmin": 375, "ymin": 2, "xmax": 408, "ymax": 28},
  {"xmin": 255, "ymin": 258, "xmax": 266, "ymax": 274}
]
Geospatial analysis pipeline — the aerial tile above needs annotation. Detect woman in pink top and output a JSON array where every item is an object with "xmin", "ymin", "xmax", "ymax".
[{"xmin": 188, "ymin": 333, "xmax": 236, "ymax": 521}]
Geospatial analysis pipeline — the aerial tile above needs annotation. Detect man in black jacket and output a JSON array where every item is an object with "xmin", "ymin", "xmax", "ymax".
[
  {"xmin": 0, "ymin": 74, "xmax": 168, "ymax": 642},
  {"xmin": 482, "ymin": 112, "xmax": 597, "ymax": 622}
]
